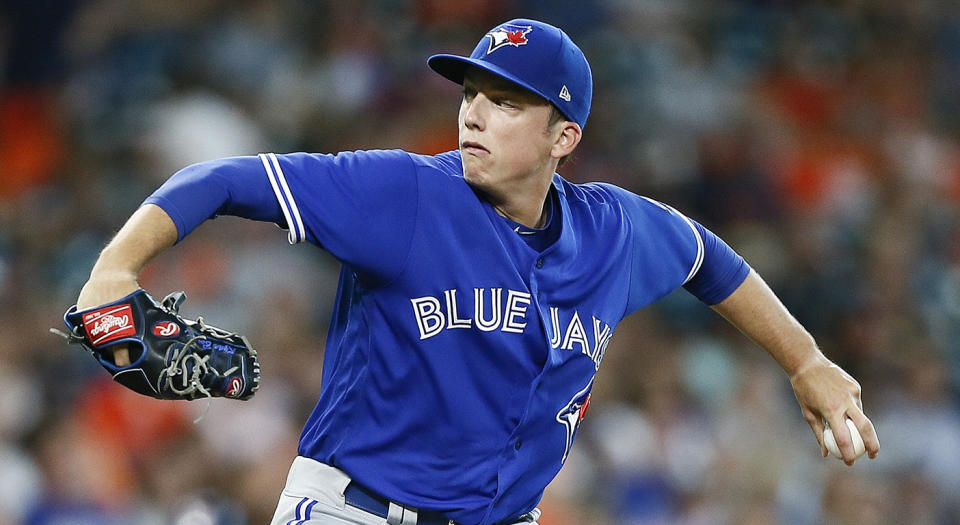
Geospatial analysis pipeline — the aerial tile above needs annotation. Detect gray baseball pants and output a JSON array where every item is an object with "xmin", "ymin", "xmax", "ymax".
[{"xmin": 270, "ymin": 456, "xmax": 541, "ymax": 525}]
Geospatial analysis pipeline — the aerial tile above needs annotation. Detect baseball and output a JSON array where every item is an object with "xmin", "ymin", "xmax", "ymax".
[{"xmin": 823, "ymin": 418, "xmax": 866, "ymax": 460}]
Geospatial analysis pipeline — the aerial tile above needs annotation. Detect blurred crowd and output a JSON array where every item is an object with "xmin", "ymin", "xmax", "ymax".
[{"xmin": 1, "ymin": 1, "xmax": 959, "ymax": 524}]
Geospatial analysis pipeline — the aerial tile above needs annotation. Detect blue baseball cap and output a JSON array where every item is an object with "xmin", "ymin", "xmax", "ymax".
[{"xmin": 428, "ymin": 18, "xmax": 593, "ymax": 129}]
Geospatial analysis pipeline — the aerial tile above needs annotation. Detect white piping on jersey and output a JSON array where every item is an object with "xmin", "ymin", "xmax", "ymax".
[
  {"xmin": 259, "ymin": 154, "xmax": 295, "ymax": 243},
  {"xmin": 640, "ymin": 196, "xmax": 671, "ymax": 212},
  {"xmin": 269, "ymin": 153, "xmax": 307, "ymax": 243},
  {"xmin": 260, "ymin": 153, "xmax": 306, "ymax": 244},
  {"xmin": 678, "ymin": 212, "xmax": 705, "ymax": 284},
  {"xmin": 639, "ymin": 196, "xmax": 704, "ymax": 284}
]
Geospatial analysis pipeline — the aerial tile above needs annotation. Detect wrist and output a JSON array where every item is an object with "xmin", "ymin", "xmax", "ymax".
[
  {"xmin": 787, "ymin": 351, "xmax": 831, "ymax": 381},
  {"xmin": 78, "ymin": 264, "xmax": 141, "ymax": 310}
]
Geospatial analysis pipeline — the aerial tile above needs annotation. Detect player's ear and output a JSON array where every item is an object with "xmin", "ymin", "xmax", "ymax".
[{"xmin": 551, "ymin": 121, "xmax": 582, "ymax": 160}]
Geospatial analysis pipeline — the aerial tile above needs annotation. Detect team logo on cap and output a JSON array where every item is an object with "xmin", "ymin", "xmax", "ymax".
[{"xmin": 485, "ymin": 23, "xmax": 533, "ymax": 54}]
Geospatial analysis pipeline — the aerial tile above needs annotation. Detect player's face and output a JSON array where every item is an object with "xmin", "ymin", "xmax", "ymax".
[{"xmin": 458, "ymin": 68, "xmax": 559, "ymax": 191}]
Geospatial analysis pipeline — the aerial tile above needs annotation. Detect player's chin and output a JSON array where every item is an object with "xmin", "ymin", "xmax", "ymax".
[
  {"xmin": 463, "ymin": 168, "xmax": 494, "ymax": 191},
  {"xmin": 461, "ymin": 160, "xmax": 487, "ymax": 185}
]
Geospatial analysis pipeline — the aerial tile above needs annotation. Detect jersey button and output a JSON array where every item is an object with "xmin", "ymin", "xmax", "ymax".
[
  {"xmin": 514, "ymin": 440, "xmax": 523, "ymax": 450},
  {"xmin": 535, "ymin": 258, "xmax": 544, "ymax": 269}
]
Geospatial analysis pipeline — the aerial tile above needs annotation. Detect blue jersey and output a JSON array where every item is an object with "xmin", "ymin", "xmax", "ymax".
[{"xmin": 145, "ymin": 149, "xmax": 748, "ymax": 525}]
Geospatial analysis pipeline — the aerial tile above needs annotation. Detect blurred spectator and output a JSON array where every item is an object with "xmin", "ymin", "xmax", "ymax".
[{"xmin": 2, "ymin": 0, "xmax": 958, "ymax": 523}]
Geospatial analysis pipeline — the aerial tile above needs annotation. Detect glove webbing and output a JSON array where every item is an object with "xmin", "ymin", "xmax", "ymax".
[{"xmin": 162, "ymin": 331, "xmax": 241, "ymax": 423}]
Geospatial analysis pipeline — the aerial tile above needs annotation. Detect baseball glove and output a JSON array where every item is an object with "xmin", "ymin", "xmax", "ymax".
[{"xmin": 53, "ymin": 289, "xmax": 260, "ymax": 403}]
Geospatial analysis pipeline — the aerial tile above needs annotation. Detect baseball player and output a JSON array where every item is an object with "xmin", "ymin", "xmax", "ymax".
[{"xmin": 73, "ymin": 18, "xmax": 879, "ymax": 525}]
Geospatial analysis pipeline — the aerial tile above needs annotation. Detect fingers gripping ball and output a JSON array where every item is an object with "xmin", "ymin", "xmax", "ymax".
[
  {"xmin": 823, "ymin": 418, "xmax": 866, "ymax": 460},
  {"xmin": 55, "ymin": 290, "xmax": 260, "ymax": 402}
]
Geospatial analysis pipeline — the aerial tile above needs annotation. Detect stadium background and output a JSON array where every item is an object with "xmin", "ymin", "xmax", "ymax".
[{"xmin": 2, "ymin": 1, "xmax": 959, "ymax": 523}]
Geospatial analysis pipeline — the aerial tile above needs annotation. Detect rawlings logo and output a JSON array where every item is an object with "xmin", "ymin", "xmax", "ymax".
[
  {"xmin": 225, "ymin": 377, "xmax": 243, "ymax": 398},
  {"xmin": 485, "ymin": 23, "xmax": 533, "ymax": 54},
  {"xmin": 152, "ymin": 321, "xmax": 180, "ymax": 337},
  {"xmin": 83, "ymin": 305, "xmax": 136, "ymax": 345}
]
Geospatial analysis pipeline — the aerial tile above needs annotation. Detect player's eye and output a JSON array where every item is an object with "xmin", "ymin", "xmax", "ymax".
[{"xmin": 462, "ymin": 87, "xmax": 477, "ymax": 101}]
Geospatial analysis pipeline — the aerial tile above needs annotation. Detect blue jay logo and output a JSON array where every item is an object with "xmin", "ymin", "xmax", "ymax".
[
  {"xmin": 485, "ymin": 23, "xmax": 533, "ymax": 54},
  {"xmin": 556, "ymin": 379, "xmax": 593, "ymax": 463}
]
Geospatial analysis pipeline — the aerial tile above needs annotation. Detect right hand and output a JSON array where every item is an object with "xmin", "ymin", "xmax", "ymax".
[{"xmin": 789, "ymin": 357, "xmax": 880, "ymax": 465}]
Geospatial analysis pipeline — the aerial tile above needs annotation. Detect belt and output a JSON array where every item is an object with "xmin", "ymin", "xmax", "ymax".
[
  {"xmin": 344, "ymin": 481, "xmax": 535, "ymax": 525},
  {"xmin": 344, "ymin": 481, "xmax": 453, "ymax": 524}
]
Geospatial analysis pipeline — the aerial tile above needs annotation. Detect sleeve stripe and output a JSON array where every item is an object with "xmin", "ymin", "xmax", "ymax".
[
  {"xmin": 259, "ymin": 153, "xmax": 306, "ymax": 244},
  {"xmin": 679, "ymin": 214, "xmax": 705, "ymax": 284},
  {"xmin": 268, "ymin": 153, "xmax": 307, "ymax": 243},
  {"xmin": 640, "ymin": 196, "xmax": 705, "ymax": 284},
  {"xmin": 259, "ymin": 153, "xmax": 298, "ymax": 244}
]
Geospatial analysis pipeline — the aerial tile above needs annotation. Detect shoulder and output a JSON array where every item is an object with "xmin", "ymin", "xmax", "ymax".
[
  {"xmin": 407, "ymin": 150, "xmax": 464, "ymax": 177},
  {"xmin": 555, "ymin": 178, "xmax": 663, "ymax": 217},
  {"xmin": 279, "ymin": 148, "xmax": 463, "ymax": 181},
  {"xmin": 301, "ymin": 148, "xmax": 415, "ymax": 168},
  {"xmin": 271, "ymin": 148, "xmax": 416, "ymax": 171},
  {"xmin": 556, "ymin": 179, "xmax": 698, "ymax": 244}
]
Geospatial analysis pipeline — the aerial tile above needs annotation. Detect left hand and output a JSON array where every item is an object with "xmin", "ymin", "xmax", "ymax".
[{"xmin": 789, "ymin": 356, "xmax": 880, "ymax": 465}]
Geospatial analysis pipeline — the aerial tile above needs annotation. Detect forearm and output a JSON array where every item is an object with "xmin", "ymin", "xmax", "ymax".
[
  {"xmin": 709, "ymin": 269, "xmax": 827, "ymax": 378},
  {"xmin": 77, "ymin": 204, "xmax": 177, "ymax": 309},
  {"xmin": 78, "ymin": 156, "xmax": 281, "ymax": 308},
  {"xmin": 710, "ymin": 268, "xmax": 880, "ymax": 462}
]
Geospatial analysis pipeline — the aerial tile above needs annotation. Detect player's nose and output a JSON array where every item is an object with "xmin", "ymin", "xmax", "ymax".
[{"xmin": 461, "ymin": 95, "xmax": 486, "ymax": 131}]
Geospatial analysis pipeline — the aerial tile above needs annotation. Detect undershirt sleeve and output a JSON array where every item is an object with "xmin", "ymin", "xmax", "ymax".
[
  {"xmin": 142, "ymin": 156, "xmax": 284, "ymax": 243},
  {"xmin": 143, "ymin": 150, "xmax": 419, "ymax": 285}
]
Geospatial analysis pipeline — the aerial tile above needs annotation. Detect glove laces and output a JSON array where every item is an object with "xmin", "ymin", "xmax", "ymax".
[
  {"xmin": 162, "ymin": 333, "xmax": 240, "ymax": 423},
  {"xmin": 49, "ymin": 326, "xmax": 89, "ymax": 348}
]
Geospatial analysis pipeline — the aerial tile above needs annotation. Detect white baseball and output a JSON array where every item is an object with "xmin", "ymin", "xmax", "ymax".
[{"xmin": 823, "ymin": 418, "xmax": 866, "ymax": 460}]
